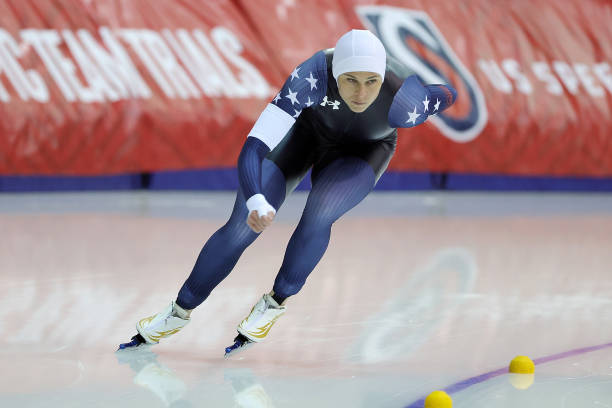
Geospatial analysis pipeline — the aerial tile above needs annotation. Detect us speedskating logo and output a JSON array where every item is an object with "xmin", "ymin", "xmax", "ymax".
[{"xmin": 356, "ymin": 6, "xmax": 488, "ymax": 143}]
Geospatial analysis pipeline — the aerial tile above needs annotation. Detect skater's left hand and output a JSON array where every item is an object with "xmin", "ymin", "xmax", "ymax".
[{"xmin": 247, "ymin": 210, "xmax": 275, "ymax": 233}]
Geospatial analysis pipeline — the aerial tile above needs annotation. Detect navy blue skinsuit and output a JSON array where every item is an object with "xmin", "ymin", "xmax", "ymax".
[{"xmin": 176, "ymin": 48, "xmax": 457, "ymax": 309}]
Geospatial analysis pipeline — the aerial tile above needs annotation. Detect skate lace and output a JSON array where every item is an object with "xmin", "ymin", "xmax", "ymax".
[{"xmin": 162, "ymin": 310, "xmax": 178, "ymax": 325}]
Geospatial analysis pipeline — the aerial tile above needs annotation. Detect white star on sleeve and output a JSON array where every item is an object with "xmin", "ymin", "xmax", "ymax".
[
  {"xmin": 273, "ymin": 92, "xmax": 281, "ymax": 104},
  {"xmin": 293, "ymin": 108, "xmax": 302, "ymax": 118},
  {"xmin": 290, "ymin": 67, "xmax": 300, "ymax": 81},
  {"xmin": 305, "ymin": 96, "xmax": 313, "ymax": 107},
  {"xmin": 434, "ymin": 98, "xmax": 441, "ymax": 112},
  {"xmin": 305, "ymin": 72, "xmax": 318, "ymax": 90},
  {"xmin": 285, "ymin": 88, "xmax": 299, "ymax": 105},
  {"xmin": 423, "ymin": 95, "xmax": 430, "ymax": 112},
  {"xmin": 406, "ymin": 106, "xmax": 421, "ymax": 125}
]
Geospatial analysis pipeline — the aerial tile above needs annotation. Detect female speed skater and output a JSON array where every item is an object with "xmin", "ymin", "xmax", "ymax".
[{"xmin": 118, "ymin": 29, "xmax": 457, "ymax": 357}]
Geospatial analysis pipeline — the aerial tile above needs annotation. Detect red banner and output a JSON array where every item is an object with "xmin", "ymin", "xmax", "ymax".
[
  {"xmin": 338, "ymin": 0, "xmax": 612, "ymax": 175},
  {"xmin": 0, "ymin": 0, "xmax": 281, "ymax": 174},
  {"xmin": 1, "ymin": 0, "xmax": 612, "ymax": 176}
]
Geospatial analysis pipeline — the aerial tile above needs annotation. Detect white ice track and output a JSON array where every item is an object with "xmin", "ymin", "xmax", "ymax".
[{"xmin": 1, "ymin": 191, "xmax": 611, "ymax": 408}]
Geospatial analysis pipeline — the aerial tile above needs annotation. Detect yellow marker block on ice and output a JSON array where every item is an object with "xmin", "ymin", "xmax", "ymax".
[
  {"xmin": 425, "ymin": 390, "xmax": 452, "ymax": 408},
  {"xmin": 508, "ymin": 355, "xmax": 535, "ymax": 389},
  {"xmin": 509, "ymin": 355, "xmax": 535, "ymax": 374}
]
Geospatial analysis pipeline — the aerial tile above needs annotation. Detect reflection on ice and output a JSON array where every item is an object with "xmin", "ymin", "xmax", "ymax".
[
  {"xmin": 116, "ymin": 347, "xmax": 191, "ymax": 407},
  {"xmin": 116, "ymin": 349, "xmax": 278, "ymax": 408}
]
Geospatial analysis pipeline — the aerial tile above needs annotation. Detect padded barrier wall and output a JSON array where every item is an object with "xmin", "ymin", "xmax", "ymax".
[{"xmin": 1, "ymin": 0, "xmax": 611, "ymax": 191}]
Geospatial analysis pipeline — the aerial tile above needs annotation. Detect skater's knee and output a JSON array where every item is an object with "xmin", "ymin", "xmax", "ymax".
[
  {"xmin": 302, "ymin": 198, "xmax": 349, "ymax": 226},
  {"xmin": 298, "ymin": 212, "xmax": 336, "ymax": 233}
]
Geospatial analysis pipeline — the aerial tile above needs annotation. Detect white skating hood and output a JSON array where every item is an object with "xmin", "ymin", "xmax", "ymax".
[{"xmin": 332, "ymin": 29, "xmax": 387, "ymax": 82}]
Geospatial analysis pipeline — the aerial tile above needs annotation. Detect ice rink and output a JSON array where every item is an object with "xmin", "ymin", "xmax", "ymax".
[{"xmin": 1, "ymin": 191, "xmax": 611, "ymax": 407}]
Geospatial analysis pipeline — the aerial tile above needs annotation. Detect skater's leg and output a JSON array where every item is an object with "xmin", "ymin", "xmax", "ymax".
[
  {"xmin": 120, "ymin": 159, "xmax": 286, "ymax": 349},
  {"xmin": 177, "ymin": 159, "xmax": 286, "ymax": 310},
  {"xmin": 272, "ymin": 156, "xmax": 375, "ymax": 300},
  {"xmin": 225, "ymin": 157, "xmax": 375, "ymax": 354}
]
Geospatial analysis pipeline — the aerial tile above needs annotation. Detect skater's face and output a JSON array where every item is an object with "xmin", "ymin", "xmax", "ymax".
[{"xmin": 337, "ymin": 71, "xmax": 383, "ymax": 112}]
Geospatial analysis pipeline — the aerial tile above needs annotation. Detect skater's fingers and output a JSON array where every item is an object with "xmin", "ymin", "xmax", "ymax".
[
  {"xmin": 246, "ymin": 218, "xmax": 259, "ymax": 233},
  {"xmin": 247, "ymin": 217, "xmax": 262, "ymax": 233},
  {"xmin": 247, "ymin": 211, "xmax": 265, "ymax": 233},
  {"xmin": 253, "ymin": 211, "xmax": 268, "ymax": 229},
  {"xmin": 254, "ymin": 217, "xmax": 266, "ymax": 232},
  {"xmin": 260, "ymin": 213, "xmax": 274, "ymax": 228},
  {"xmin": 248, "ymin": 212, "xmax": 274, "ymax": 233},
  {"xmin": 249, "ymin": 210, "xmax": 262, "ymax": 225},
  {"xmin": 246, "ymin": 211, "xmax": 258, "ymax": 230},
  {"xmin": 259, "ymin": 211, "xmax": 274, "ymax": 226}
]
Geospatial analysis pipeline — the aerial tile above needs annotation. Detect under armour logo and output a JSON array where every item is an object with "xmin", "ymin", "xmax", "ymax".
[{"xmin": 320, "ymin": 96, "xmax": 341, "ymax": 110}]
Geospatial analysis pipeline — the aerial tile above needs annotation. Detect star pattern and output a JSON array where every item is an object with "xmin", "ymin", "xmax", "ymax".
[
  {"xmin": 423, "ymin": 95, "xmax": 430, "ymax": 112},
  {"xmin": 305, "ymin": 72, "xmax": 318, "ymax": 90},
  {"xmin": 285, "ymin": 88, "xmax": 299, "ymax": 105},
  {"xmin": 388, "ymin": 75, "xmax": 455, "ymax": 128},
  {"xmin": 290, "ymin": 67, "xmax": 300, "ymax": 81},
  {"xmin": 406, "ymin": 106, "xmax": 421, "ymax": 125},
  {"xmin": 271, "ymin": 51, "xmax": 326, "ymax": 120}
]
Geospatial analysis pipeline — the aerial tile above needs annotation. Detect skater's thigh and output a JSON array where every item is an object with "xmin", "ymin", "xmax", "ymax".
[{"xmin": 304, "ymin": 155, "xmax": 376, "ymax": 224}]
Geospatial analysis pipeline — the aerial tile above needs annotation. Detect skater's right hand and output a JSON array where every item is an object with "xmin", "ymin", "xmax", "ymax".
[
  {"xmin": 245, "ymin": 194, "xmax": 276, "ymax": 233},
  {"xmin": 247, "ymin": 209, "xmax": 275, "ymax": 233}
]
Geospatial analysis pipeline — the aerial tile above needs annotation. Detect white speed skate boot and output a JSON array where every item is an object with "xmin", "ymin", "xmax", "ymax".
[
  {"xmin": 224, "ymin": 293, "xmax": 286, "ymax": 358},
  {"xmin": 118, "ymin": 302, "xmax": 191, "ymax": 350}
]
